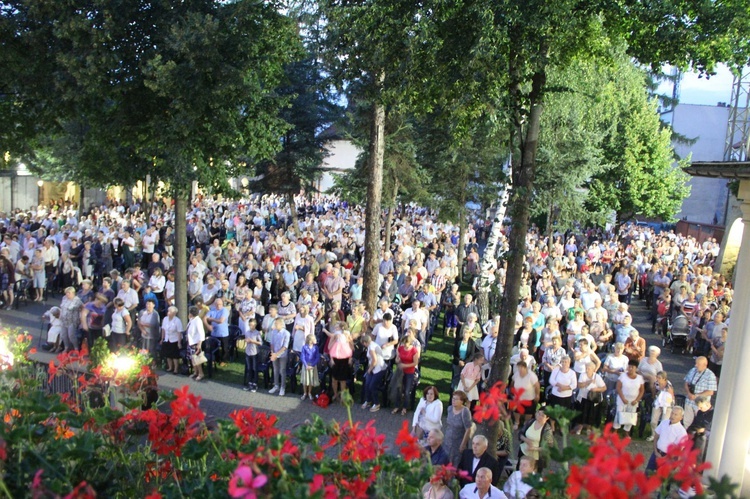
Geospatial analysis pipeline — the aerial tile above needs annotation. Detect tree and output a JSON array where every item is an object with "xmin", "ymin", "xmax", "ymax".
[
  {"xmin": 321, "ymin": 0, "xmax": 427, "ymax": 313},
  {"xmin": 585, "ymin": 96, "xmax": 691, "ymax": 227},
  {"xmin": 423, "ymin": 0, "xmax": 750, "ymax": 455},
  {"xmin": 249, "ymin": 54, "xmax": 341, "ymax": 234},
  {"xmin": 2, "ymin": 0, "xmax": 300, "ymax": 323}
]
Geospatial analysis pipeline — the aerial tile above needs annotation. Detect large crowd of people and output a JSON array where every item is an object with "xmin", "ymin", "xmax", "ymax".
[{"xmin": 0, "ymin": 193, "xmax": 731, "ymax": 498}]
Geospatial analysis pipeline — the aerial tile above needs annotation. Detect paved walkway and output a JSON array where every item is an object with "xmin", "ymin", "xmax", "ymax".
[{"xmin": 0, "ymin": 292, "xmax": 694, "ymax": 446}]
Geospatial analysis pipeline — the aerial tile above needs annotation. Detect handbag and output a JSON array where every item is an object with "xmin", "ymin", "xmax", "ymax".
[
  {"xmin": 618, "ymin": 410, "xmax": 638, "ymax": 427},
  {"xmin": 102, "ymin": 324, "xmax": 111, "ymax": 338},
  {"xmin": 191, "ymin": 351, "xmax": 208, "ymax": 366},
  {"xmin": 587, "ymin": 390, "xmax": 603, "ymax": 404}
]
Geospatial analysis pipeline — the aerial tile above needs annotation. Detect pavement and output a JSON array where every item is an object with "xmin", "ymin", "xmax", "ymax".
[{"xmin": 0, "ymin": 290, "xmax": 695, "ymax": 448}]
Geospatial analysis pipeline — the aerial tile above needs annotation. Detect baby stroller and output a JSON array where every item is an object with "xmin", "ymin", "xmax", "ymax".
[{"xmin": 664, "ymin": 314, "xmax": 690, "ymax": 354}]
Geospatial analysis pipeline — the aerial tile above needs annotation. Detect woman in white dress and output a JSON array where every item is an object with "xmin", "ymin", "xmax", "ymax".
[{"xmin": 614, "ymin": 359, "xmax": 645, "ymax": 432}]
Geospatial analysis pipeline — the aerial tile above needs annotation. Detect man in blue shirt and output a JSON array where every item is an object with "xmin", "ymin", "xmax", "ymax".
[
  {"xmin": 206, "ymin": 297, "xmax": 230, "ymax": 365},
  {"xmin": 425, "ymin": 429, "xmax": 450, "ymax": 466}
]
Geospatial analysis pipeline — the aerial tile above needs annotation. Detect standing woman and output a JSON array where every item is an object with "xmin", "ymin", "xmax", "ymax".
[
  {"xmin": 392, "ymin": 333, "xmax": 421, "ymax": 416},
  {"xmin": 161, "ymin": 306, "xmax": 183, "ymax": 374},
  {"xmin": 0, "ymin": 249, "xmax": 15, "ymax": 309},
  {"xmin": 186, "ymin": 306, "xmax": 206, "ymax": 381},
  {"xmin": 148, "ymin": 268, "xmax": 166, "ymax": 306},
  {"xmin": 548, "ymin": 356, "xmax": 577, "ymax": 410},
  {"xmin": 138, "ymin": 299, "xmax": 161, "ymax": 357},
  {"xmin": 80, "ymin": 293, "xmax": 108, "ymax": 349},
  {"xmin": 614, "ymin": 359, "xmax": 645, "ymax": 433},
  {"xmin": 457, "ymin": 352, "xmax": 485, "ymax": 409},
  {"xmin": 573, "ymin": 363, "xmax": 607, "ymax": 434},
  {"xmin": 59, "ymin": 287, "xmax": 84, "ymax": 351},
  {"xmin": 361, "ymin": 335, "xmax": 386, "ymax": 412},
  {"xmin": 443, "ymin": 391, "xmax": 473, "ymax": 467},
  {"xmin": 518, "ymin": 408, "xmax": 555, "ymax": 472},
  {"xmin": 109, "ymin": 298, "xmax": 133, "ymax": 352},
  {"xmin": 324, "ymin": 324, "xmax": 353, "ymax": 403}
]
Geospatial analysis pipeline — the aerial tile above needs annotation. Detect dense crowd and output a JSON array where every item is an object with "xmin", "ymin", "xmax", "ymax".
[{"xmin": 0, "ymin": 194, "xmax": 730, "ymax": 498}]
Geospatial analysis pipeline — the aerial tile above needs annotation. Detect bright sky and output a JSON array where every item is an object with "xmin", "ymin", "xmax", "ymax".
[{"xmin": 665, "ymin": 64, "xmax": 736, "ymax": 106}]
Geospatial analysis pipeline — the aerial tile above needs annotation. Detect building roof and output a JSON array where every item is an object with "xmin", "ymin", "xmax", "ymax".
[{"xmin": 684, "ymin": 161, "xmax": 750, "ymax": 179}]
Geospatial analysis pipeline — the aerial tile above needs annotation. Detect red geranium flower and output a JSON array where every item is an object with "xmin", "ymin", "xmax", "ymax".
[
  {"xmin": 395, "ymin": 420, "xmax": 422, "ymax": 461},
  {"xmin": 566, "ymin": 424, "xmax": 661, "ymax": 498},
  {"xmin": 473, "ymin": 381, "xmax": 508, "ymax": 423},
  {"xmin": 507, "ymin": 387, "xmax": 532, "ymax": 414},
  {"xmin": 229, "ymin": 407, "xmax": 280, "ymax": 442},
  {"xmin": 656, "ymin": 437, "xmax": 711, "ymax": 494}
]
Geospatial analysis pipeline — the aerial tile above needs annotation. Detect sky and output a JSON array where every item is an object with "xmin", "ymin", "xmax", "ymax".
[{"xmin": 661, "ymin": 63, "xmax": 737, "ymax": 106}]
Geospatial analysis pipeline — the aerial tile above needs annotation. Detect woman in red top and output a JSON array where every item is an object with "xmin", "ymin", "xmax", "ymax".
[{"xmin": 392, "ymin": 333, "xmax": 421, "ymax": 416}]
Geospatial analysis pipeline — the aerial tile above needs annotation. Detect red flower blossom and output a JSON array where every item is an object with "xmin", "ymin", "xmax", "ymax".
[
  {"xmin": 473, "ymin": 382, "xmax": 508, "ymax": 423},
  {"xmin": 170, "ymin": 385, "xmax": 205, "ymax": 427},
  {"xmin": 327, "ymin": 420, "xmax": 385, "ymax": 462},
  {"xmin": 566, "ymin": 424, "xmax": 661, "ymax": 499},
  {"xmin": 395, "ymin": 420, "xmax": 422, "ymax": 461},
  {"xmin": 339, "ymin": 472, "xmax": 377, "ymax": 499},
  {"xmin": 656, "ymin": 437, "xmax": 711, "ymax": 494},
  {"xmin": 507, "ymin": 387, "xmax": 532, "ymax": 414},
  {"xmin": 229, "ymin": 407, "xmax": 280, "ymax": 442},
  {"xmin": 0, "ymin": 439, "xmax": 6, "ymax": 461},
  {"xmin": 145, "ymin": 493, "xmax": 162, "ymax": 499},
  {"xmin": 310, "ymin": 474, "xmax": 325, "ymax": 494},
  {"xmin": 63, "ymin": 481, "xmax": 96, "ymax": 499},
  {"xmin": 432, "ymin": 464, "xmax": 473, "ymax": 484}
]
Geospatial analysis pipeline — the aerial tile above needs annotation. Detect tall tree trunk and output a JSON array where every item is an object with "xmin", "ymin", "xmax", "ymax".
[
  {"xmin": 546, "ymin": 201, "xmax": 555, "ymax": 253},
  {"xmin": 287, "ymin": 191, "xmax": 300, "ymax": 237},
  {"xmin": 384, "ymin": 177, "xmax": 398, "ymax": 252},
  {"xmin": 362, "ymin": 87, "xmax": 386, "ymax": 313},
  {"xmin": 456, "ymin": 206, "xmax": 467, "ymax": 283},
  {"xmin": 481, "ymin": 65, "xmax": 547, "ymax": 457},
  {"xmin": 475, "ymin": 171, "xmax": 511, "ymax": 324},
  {"xmin": 174, "ymin": 196, "xmax": 188, "ymax": 325}
]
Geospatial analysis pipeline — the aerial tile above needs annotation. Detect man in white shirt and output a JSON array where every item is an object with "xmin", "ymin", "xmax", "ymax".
[
  {"xmin": 459, "ymin": 467, "xmax": 506, "ymax": 499},
  {"xmin": 646, "ymin": 406, "xmax": 687, "ymax": 472}
]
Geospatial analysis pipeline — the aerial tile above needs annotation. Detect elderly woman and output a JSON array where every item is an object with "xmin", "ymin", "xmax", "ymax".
[
  {"xmin": 512, "ymin": 360, "xmax": 540, "ymax": 429},
  {"xmin": 602, "ymin": 342, "xmax": 629, "ymax": 391},
  {"xmin": 161, "ymin": 306, "xmax": 183, "ymax": 374},
  {"xmin": 148, "ymin": 267, "xmax": 166, "ymax": 305},
  {"xmin": 138, "ymin": 298, "xmax": 161, "ymax": 357},
  {"xmin": 614, "ymin": 359, "xmax": 645, "ymax": 432},
  {"xmin": 59, "ymin": 287, "xmax": 84, "ymax": 351},
  {"xmin": 623, "ymin": 328, "xmax": 647, "ymax": 363},
  {"xmin": 457, "ymin": 351, "xmax": 485, "ymax": 405},
  {"xmin": 515, "ymin": 316, "xmax": 539, "ymax": 356},
  {"xmin": 573, "ymin": 362, "xmax": 607, "ymax": 434},
  {"xmin": 452, "ymin": 324, "xmax": 479, "ymax": 390},
  {"xmin": 638, "ymin": 346, "xmax": 664, "ymax": 397},
  {"xmin": 541, "ymin": 335, "xmax": 565, "ymax": 391},
  {"xmin": 443, "ymin": 390, "xmax": 473, "ymax": 466},
  {"xmin": 548, "ymin": 356, "xmax": 577, "ymax": 411},
  {"xmin": 461, "ymin": 312, "xmax": 482, "ymax": 342},
  {"xmin": 573, "ymin": 337, "xmax": 601, "ymax": 375},
  {"xmin": 80, "ymin": 293, "xmax": 108, "ymax": 349}
]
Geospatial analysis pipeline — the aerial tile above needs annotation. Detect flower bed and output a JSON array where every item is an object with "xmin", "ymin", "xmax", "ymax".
[{"xmin": 0, "ymin": 329, "xmax": 737, "ymax": 498}]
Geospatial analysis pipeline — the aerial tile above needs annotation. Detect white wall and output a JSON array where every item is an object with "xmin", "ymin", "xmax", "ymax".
[
  {"xmin": 671, "ymin": 104, "xmax": 731, "ymax": 225},
  {"xmin": 14, "ymin": 176, "xmax": 40, "ymax": 211},
  {"xmin": 319, "ymin": 139, "xmax": 362, "ymax": 193}
]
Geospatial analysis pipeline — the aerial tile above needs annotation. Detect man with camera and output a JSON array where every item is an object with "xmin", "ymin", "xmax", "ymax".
[{"xmin": 683, "ymin": 356, "xmax": 717, "ymax": 428}]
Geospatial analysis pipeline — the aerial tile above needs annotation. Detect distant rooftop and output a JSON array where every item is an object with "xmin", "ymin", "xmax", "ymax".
[{"xmin": 684, "ymin": 161, "xmax": 750, "ymax": 179}]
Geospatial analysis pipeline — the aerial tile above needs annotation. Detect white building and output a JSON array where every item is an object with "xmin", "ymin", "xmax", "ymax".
[{"xmin": 667, "ymin": 103, "xmax": 732, "ymax": 225}]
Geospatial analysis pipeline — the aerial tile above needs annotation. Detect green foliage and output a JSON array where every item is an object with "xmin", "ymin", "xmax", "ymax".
[
  {"xmin": 249, "ymin": 6, "xmax": 343, "ymax": 196},
  {"xmin": 585, "ymin": 96, "xmax": 691, "ymax": 225},
  {"xmin": 2, "ymin": 0, "xmax": 301, "ymax": 194}
]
